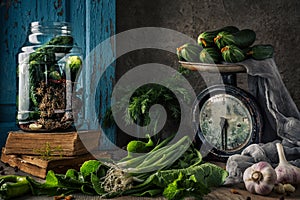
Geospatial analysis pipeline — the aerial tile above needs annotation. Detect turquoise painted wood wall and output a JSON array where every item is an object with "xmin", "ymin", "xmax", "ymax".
[{"xmin": 0, "ymin": 0, "xmax": 116, "ymax": 149}]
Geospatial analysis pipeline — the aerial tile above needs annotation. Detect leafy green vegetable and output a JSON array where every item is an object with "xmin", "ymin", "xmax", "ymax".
[
  {"xmin": 162, "ymin": 172, "xmax": 184, "ymax": 200},
  {"xmin": 95, "ymin": 136, "xmax": 227, "ymax": 200},
  {"xmin": 27, "ymin": 160, "xmax": 105, "ymax": 196},
  {"xmin": 91, "ymin": 173, "xmax": 106, "ymax": 195},
  {"xmin": 126, "ymin": 134, "xmax": 154, "ymax": 155},
  {"xmin": 27, "ymin": 171, "xmax": 82, "ymax": 196},
  {"xmin": 9, "ymin": 135, "xmax": 227, "ymax": 200},
  {"xmin": 170, "ymin": 143, "xmax": 202, "ymax": 169},
  {"xmin": 129, "ymin": 163, "xmax": 228, "ymax": 200},
  {"xmin": 80, "ymin": 160, "xmax": 101, "ymax": 179},
  {"xmin": 65, "ymin": 169, "xmax": 79, "ymax": 180}
]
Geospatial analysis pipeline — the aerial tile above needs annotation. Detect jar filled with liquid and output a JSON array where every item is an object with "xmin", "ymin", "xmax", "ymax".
[{"xmin": 17, "ymin": 21, "xmax": 83, "ymax": 132}]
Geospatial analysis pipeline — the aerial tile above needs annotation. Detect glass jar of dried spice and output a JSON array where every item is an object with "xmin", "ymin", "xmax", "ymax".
[{"xmin": 17, "ymin": 21, "xmax": 83, "ymax": 132}]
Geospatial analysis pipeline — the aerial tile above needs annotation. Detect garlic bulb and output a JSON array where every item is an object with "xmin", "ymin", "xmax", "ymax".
[
  {"xmin": 275, "ymin": 143, "xmax": 300, "ymax": 184},
  {"xmin": 243, "ymin": 161, "xmax": 277, "ymax": 195}
]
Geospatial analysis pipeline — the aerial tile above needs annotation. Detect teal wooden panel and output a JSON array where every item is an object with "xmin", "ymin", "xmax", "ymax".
[
  {"xmin": 0, "ymin": 0, "xmax": 69, "ymax": 148},
  {"xmin": 82, "ymin": 0, "xmax": 116, "ymax": 149},
  {"xmin": 67, "ymin": 0, "xmax": 116, "ymax": 149},
  {"xmin": 0, "ymin": 0, "xmax": 116, "ymax": 149},
  {"xmin": 0, "ymin": 0, "xmax": 67, "ymax": 104}
]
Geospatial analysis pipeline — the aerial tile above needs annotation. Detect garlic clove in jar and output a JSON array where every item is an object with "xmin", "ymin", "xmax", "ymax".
[
  {"xmin": 243, "ymin": 161, "xmax": 277, "ymax": 195},
  {"xmin": 29, "ymin": 123, "xmax": 43, "ymax": 130}
]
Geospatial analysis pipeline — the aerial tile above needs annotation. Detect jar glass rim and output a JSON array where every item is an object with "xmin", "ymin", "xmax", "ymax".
[{"xmin": 30, "ymin": 21, "xmax": 71, "ymax": 29}]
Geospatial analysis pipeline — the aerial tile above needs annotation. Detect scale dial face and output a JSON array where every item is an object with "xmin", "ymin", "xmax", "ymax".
[
  {"xmin": 194, "ymin": 85, "xmax": 262, "ymax": 157},
  {"xmin": 200, "ymin": 93, "xmax": 253, "ymax": 152}
]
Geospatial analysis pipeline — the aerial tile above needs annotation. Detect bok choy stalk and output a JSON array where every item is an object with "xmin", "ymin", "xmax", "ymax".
[
  {"xmin": 100, "ymin": 136, "xmax": 192, "ymax": 194},
  {"xmin": 18, "ymin": 135, "xmax": 227, "ymax": 200},
  {"xmin": 116, "ymin": 136, "xmax": 191, "ymax": 174},
  {"xmin": 102, "ymin": 162, "xmax": 228, "ymax": 200},
  {"xmin": 99, "ymin": 136, "xmax": 228, "ymax": 200}
]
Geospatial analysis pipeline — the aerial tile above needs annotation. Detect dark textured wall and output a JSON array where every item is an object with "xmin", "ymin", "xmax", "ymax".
[
  {"xmin": 116, "ymin": 0, "xmax": 300, "ymax": 107},
  {"xmin": 115, "ymin": 0, "xmax": 300, "ymax": 145}
]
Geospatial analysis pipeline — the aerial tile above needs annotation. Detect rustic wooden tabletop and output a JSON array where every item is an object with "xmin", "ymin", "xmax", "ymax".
[
  {"xmin": 13, "ymin": 186, "xmax": 300, "ymax": 200},
  {"xmin": 1, "ymin": 161, "xmax": 299, "ymax": 200}
]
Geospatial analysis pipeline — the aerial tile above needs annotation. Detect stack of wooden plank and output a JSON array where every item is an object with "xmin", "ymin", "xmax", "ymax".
[{"xmin": 1, "ymin": 130, "xmax": 110, "ymax": 178}]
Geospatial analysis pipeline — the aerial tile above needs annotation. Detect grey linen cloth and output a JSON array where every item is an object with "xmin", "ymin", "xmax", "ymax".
[{"xmin": 224, "ymin": 58, "xmax": 300, "ymax": 185}]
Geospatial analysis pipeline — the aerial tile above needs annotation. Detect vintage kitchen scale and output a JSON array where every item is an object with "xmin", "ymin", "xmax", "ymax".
[{"xmin": 180, "ymin": 61, "xmax": 263, "ymax": 160}]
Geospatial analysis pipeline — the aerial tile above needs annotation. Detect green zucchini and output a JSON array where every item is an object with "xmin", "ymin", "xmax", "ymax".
[
  {"xmin": 177, "ymin": 43, "xmax": 202, "ymax": 62},
  {"xmin": 221, "ymin": 45, "xmax": 246, "ymax": 63},
  {"xmin": 199, "ymin": 47, "xmax": 222, "ymax": 64},
  {"xmin": 197, "ymin": 26, "xmax": 239, "ymax": 47},
  {"xmin": 247, "ymin": 44, "xmax": 274, "ymax": 60},
  {"xmin": 214, "ymin": 29, "xmax": 256, "ymax": 49}
]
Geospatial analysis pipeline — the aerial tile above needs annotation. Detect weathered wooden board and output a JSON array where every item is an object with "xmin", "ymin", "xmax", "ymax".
[
  {"xmin": 204, "ymin": 185, "xmax": 300, "ymax": 200},
  {"xmin": 0, "ymin": 130, "xmax": 108, "ymax": 178},
  {"xmin": 1, "ymin": 146, "xmax": 111, "ymax": 179},
  {"xmin": 0, "ymin": 149, "xmax": 98, "ymax": 179},
  {"xmin": 3, "ymin": 131, "xmax": 101, "ymax": 156}
]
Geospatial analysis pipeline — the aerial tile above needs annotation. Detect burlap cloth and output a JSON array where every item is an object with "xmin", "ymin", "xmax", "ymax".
[{"xmin": 224, "ymin": 58, "xmax": 300, "ymax": 185}]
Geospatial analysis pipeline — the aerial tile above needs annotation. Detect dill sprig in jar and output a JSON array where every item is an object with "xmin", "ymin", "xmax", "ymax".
[{"xmin": 17, "ymin": 21, "xmax": 83, "ymax": 132}]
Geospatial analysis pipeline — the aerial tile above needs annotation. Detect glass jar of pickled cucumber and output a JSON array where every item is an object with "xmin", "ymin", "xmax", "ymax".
[{"xmin": 17, "ymin": 21, "xmax": 83, "ymax": 132}]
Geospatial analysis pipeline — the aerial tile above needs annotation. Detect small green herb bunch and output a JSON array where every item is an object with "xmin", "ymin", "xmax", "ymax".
[
  {"xmin": 103, "ymin": 76, "xmax": 191, "ymax": 131},
  {"xmin": 33, "ymin": 142, "xmax": 63, "ymax": 160}
]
